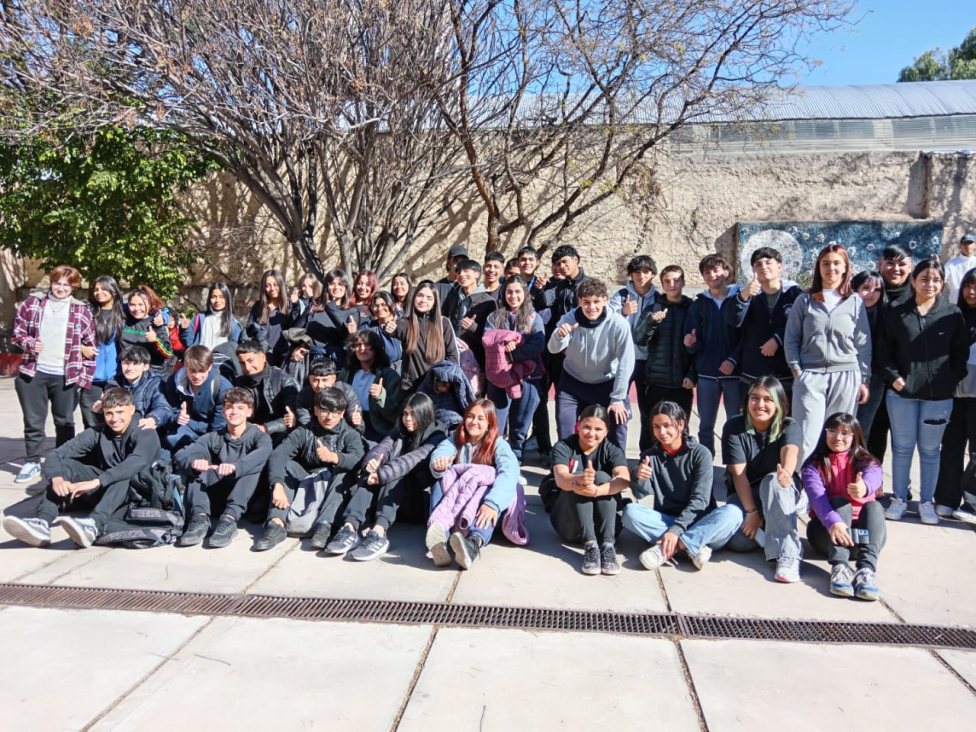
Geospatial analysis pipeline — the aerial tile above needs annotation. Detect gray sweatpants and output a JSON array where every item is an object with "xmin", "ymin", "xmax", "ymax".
[{"xmin": 792, "ymin": 369, "xmax": 861, "ymax": 463}]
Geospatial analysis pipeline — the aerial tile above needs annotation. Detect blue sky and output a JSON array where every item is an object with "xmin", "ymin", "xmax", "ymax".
[{"xmin": 799, "ymin": 2, "xmax": 974, "ymax": 85}]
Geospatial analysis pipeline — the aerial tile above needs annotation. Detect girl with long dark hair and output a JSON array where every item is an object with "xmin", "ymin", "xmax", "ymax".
[
  {"xmin": 394, "ymin": 282, "xmax": 459, "ymax": 392},
  {"xmin": 851, "ymin": 269, "xmax": 886, "ymax": 438},
  {"xmin": 390, "ymin": 272, "xmax": 412, "ymax": 316},
  {"xmin": 80, "ymin": 275, "xmax": 124, "ymax": 428},
  {"xmin": 306, "ymin": 269, "xmax": 361, "ymax": 364},
  {"xmin": 180, "ymin": 283, "xmax": 243, "ymax": 350},
  {"xmin": 246, "ymin": 269, "xmax": 290, "ymax": 364}
]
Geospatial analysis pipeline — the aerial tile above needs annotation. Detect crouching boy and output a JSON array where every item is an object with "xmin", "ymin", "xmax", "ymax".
[
  {"xmin": 3, "ymin": 388, "xmax": 161, "ymax": 548},
  {"xmin": 174, "ymin": 387, "xmax": 273, "ymax": 548}
]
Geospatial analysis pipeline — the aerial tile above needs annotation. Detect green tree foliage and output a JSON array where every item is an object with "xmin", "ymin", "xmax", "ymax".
[
  {"xmin": 898, "ymin": 28, "xmax": 976, "ymax": 81},
  {"xmin": 0, "ymin": 126, "xmax": 214, "ymax": 297}
]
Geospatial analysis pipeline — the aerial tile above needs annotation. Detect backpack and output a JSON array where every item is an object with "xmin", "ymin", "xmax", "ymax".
[
  {"xmin": 94, "ymin": 461, "xmax": 186, "ymax": 549},
  {"xmin": 285, "ymin": 467, "xmax": 332, "ymax": 537}
]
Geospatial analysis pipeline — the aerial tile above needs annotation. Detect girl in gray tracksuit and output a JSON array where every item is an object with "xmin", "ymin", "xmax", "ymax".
[{"xmin": 784, "ymin": 245, "xmax": 871, "ymax": 463}]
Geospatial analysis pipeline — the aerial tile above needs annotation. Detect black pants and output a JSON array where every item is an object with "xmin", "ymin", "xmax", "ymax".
[
  {"xmin": 867, "ymin": 385, "xmax": 890, "ymax": 463},
  {"xmin": 16, "ymin": 373, "xmax": 80, "ymax": 463},
  {"xmin": 806, "ymin": 498, "xmax": 887, "ymax": 571},
  {"xmin": 570, "ymin": 492, "xmax": 617, "ymax": 545},
  {"xmin": 36, "ymin": 457, "xmax": 132, "ymax": 531},
  {"xmin": 343, "ymin": 466, "xmax": 433, "ymax": 531},
  {"xmin": 631, "ymin": 361, "xmax": 653, "ymax": 452},
  {"xmin": 79, "ymin": 381, "xmax": 108, "ymax": 430},
  {"xmin": 549, "ymin": 490, "xmax": 623, "ymax": 545},
  {"xmin": 531, "ymin": 351, "xmax": 562, "ymax": 454},
  {"xmin": 186, "ymin": 470, "xmax": 262, "ymax": 521},
  {"xmin": 935, "ymin": 397, "xmax": 976, "ymax": 510},
  {"xmin": 645, "ymin": 383, "xmax": 693, "ymax": 420}
]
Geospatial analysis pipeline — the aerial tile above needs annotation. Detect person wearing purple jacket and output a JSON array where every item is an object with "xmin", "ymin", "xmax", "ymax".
[{"xmin": 802, "ymin": 412, "xmax": 885, "ymax": 602}]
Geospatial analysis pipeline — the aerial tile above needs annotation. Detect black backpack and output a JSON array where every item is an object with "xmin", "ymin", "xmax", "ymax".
[{"xmin": 94, "ymin": 461, "xmax": 185, "ymax": 549}]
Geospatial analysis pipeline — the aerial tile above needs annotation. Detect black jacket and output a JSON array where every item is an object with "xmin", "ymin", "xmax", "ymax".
[
  {"xmin": 441, "ymin": 286, "xmax": 497, "ymax": 367},
  {"xmin": 532, "ymin": 268, "xmax": 592, "ymax": 335},
  {"xmin": 724, "ymin": 284, "xmax": 802, "ymax": 379},
  {"xmin": 234, "ymin": 366, "xmax": 300, "ymax": 435},
  {"xmin": 295, "ymin": 382, "xmax": 364, "ymax": 434},
  {"xmin": 634, "ymin": 293, "xmax": 695, "ymax": 387},
  {"xmin": 43, "ymin": 420, "xmax": 161, "ymax": 487},
  {"xmin": 876, "ymin": 296, "xmax": 969, "ymax": 401},
  {"xmin": 394, "ymin": 314, "xmax": 460, "ymax": 392},
  {"xmin": 267, "ymin": 419, "xmax": 366, "ymax": 486}
]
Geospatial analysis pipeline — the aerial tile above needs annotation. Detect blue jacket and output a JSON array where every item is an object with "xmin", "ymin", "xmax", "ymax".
[
  {"xmin": 106, "ymin": 371, "xmax": 171, "ymax": 427},
  {"xmin": 430, "ymin": 434, "xmax": 520, "ymax": 513},
  {"xmin": 684, "ymin": 286, "xmax": 742, "ymax": 379},
  {"xmin": 724, "ymin": 281, "xmax": 801, "ymax": 380},
  {"xmin": 164, "ymin": 367, "xmax": 232, "ymax": 436},
  {"xmin": 93, "ymin": 338, "xmax": 119, "ymax": 383},
  {"xmin": 418, "ymin": 360, "xmax": 477, "ymax": 429}
]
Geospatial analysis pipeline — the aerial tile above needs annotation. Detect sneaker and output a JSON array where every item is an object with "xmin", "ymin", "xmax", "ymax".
[
  {"xmin": 829, "ymin": 563, "xmax": 854, "ymax": 597},
  {"xmin": 581, "ymin": 542, "xmax": 601, "ymax": 576},
  {"xmin": 450, "ymin": 532, "xmax": 481, "ymax": 569},
  {"xmin": 774, "ymin": 555, "xmax": 800, "ymax": 583},
  {"xmin": 325, "ymin": 524, "xmax": 361, "ymax": 555},
  {"xmin": 2, "ymin": 515, "xmax": 51, "ymax": 547},
  {"xmin": 639, "ymin": 544, "xmax": 666, "ymax": 571},
  {"xmin": 951, "ymin": 508, "xmax": 976, "ymax": 524},
  {"xmin": 253, "ymin": 521, "xmax": 287, "ymax": 551},
  {"xmin": 351, "ymin": 530, "xmax": 390, "ymax": 561},
  {"xmin": 884, "ymin": 496, "xmax": 908, "ymax": 521},
  {"xmin": 918, "ymin": 501, "xmax": 940, "ymax": 525},
  {"xmin": 425, "ymin": 524, "xmax": 452, "ymax": 566},
  {"xmin": 853, "ymin": 567, "xmax": 879, "ymax": 601},
  {"xmin": 61, "ymin": 516, "xmax": 98, "ymax": 548},
  {"xmin": 208, "ymin": 515, "xmax": 238, "ymax": 548},
  {"xmin": 309, "ymin": 523, "xmax": 332, "ymax": 550},
  {"xmin": 689, "ymin": 545, "xmax": 712, "ymax": 571},
  {"xmin": 14, "ymin": 462, "xmax": 41, "ymax": 484},
  {"xmin": 935, "ymin": 504, "xmax": 956, "ymax": 518},
  {"xmin": 600, "ymin": 544, "xmax": 621, "ymax": 575},
  {"xmin": 178, "ymin": 514, "xmax": 211, "ymax": 547}
]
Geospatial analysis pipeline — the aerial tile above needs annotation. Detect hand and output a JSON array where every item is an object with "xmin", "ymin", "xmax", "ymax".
[
  {"xmin": 460, "ymin": 316, "xmax": 476, "ymax": 331},
  {"xmin": 474, "ymin": 504, "xmax": 499, "ymax": 529},
  {"xmin": 367, "ymin": 472, "xmax": 380, "ymax": 485},
  {"xmin": 636, "ymin": 455, "xmax": 652, "ymax": 481},
  {"xmin": 847, "ymin": 471, "xmax": 867, "ymax": 499},
  {"xmin": 145, "ymin": 327, "xmax": 158, "ymax": 343},
  {"xmin": 80, "ymin": 345, "xmax": 98, "ymax": 359},
  {"xmin": 504, "ymin": 340, "xmax": 519, "ymax": 353},
  {"xmin": 650, "ymin": 308, "xmax": 668, "ymax": 323},
  {"xmin": 581, "ymin": 459, "xmax": 596, "ymax": 488},
  {"xmin": 776, "ymin": 462, "xmax": 792, "ymax": 488},
  {"xmin": 828, "ymin": 521, "xmax": 854, "ymax": 547},
  {"xmin": 742, "ymin": 273, "xmax": 761, "ymax": 300},
  {"xmin": 191, "ymin": 459, "xmax": 211, "ymax": 472},
  {"xmin": 659, "ymin": 532, "xmax": 679, "ymax": 560},
  {"xmin": 291, "ymin": 347, "xmax": 308, "ymax": 363},
  {"xmin": 68, "ymin": 479, "xmax": 101, "ymax": 500},
  {"xmin": 346, "ymin": 316, "xmax": 357, "ymax": 334},
  {"xmin": 316, "ymin": 439, "xmax": 337, "ymax": 464},
  {"xmin": 892, "ymin": 377, "xmax": 905, "ymax": 392},
  {"xmin": 607, "ymin": 402, "xmax": 629, "ymax": 425},
  {"xmin": 759, "ymin": 338, "xmax": 779, "ymax": 357},
  {"xmin": 51, "ymin": 476, "xmax": 71, "ymax": 497},
  {"xmin": 350, "ymin": 405, "xmax": 363, "ymax": 426},
  {"xmin": 216, "ymin": 463, "xmax": 236, "ymax": 477},
  {"xmin": 369, "ymin": 378, "xmax": 385, "ymax": 399},
  {"xmin": 857, "ymin": 383, "xmax": 870, "ymax": 405},
  {"xmin": 741, "ymin": 511, "xmax": 763, "ymax": 540},
  {"xmin": 283, "ymin": 406, "xmax": 296, "ymax": 429},
  {"xmin": 432, "ymin": 455, "xmax": 453, "ymax": 472},
  {"xmin": 92, "ymin": 400, "xmax": 103, "ymax": 414},
  {"xmin": 682, "ymin": 378, "xmax": 695, "ymax": 390},
  {"xmin": 271, "ymin": 483, "xmax": 290, "ymax": 510},
  {"xmin": 290, "ymin": 289, "xmax": 300, "ymax": 304},
  {"xmin": 152, "ymin": 312, "xmax": 165, "ymax": 327},
  {"xmin": 718, "ymin": 360, "xmax": 735, "ymax": 376},
  {"xmin": 177, "ymin": 401, "xmax": 190, "ymax": 426},
  {"xmin": 365, "ymin": 455, "xmax": 382, "ymax": 474},
  {"xmin": 382, "ymin": 319, "xmax": 397, "ymax": 334},
  {"xmin": 31, "ymin": 340, "xmax": 44, "ymax": 354},
  {"xmin": 683, "ymin": 329, "xmax": 697, "ymax": 348},
  {"xmin": 622, "ymin": 295, "xmax": 638, "ymax": 316},
  {"xmin": 534, "ymin": 270, "xmax": 550, "ymax": 288},
  {"xmin": 179, "ymin": 314, "xmax": 190, "ymax": 329},
  {"xmin": 137, "ymin": 417, "xmax": 157, "ymax": 430},
  {"xmin": 556, "ymin": 321, "xmax": 579, "ymax": 339}
]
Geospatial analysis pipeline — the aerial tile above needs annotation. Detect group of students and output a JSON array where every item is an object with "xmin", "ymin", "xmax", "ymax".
[{"xmin": 6, "ymin": 232, "xmax": 976, "ymax": 603}]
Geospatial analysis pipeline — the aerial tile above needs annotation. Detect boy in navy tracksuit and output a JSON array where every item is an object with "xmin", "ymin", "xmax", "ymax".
[
  {"xmin": 92, "ymin": 346, "xmax": 171, "ymax": 431},
  {"xmin": 162, "ymin": 345, "xmax": 233, "ymax": 453},
  {"xmin": 684, "ymin": 255, "xmax": 742, "ymax": 456}
]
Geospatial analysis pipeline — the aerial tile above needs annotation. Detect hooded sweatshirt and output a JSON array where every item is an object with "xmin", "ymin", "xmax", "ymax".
[
  {"xmin": 608, "ymin": 282, "xmax": 657, "ymax": 361},
  {"xmin": 631, "ymin": 436, "xmax": 715, "ymax": 537},
  {"xmin": 784, "ymin": 292, "xmax": 871, "ymax": 381},
  {"xmin": 43, "ymin": 419, "xmax": 161, "ymax": 487},
  {"xmin": 547, "ymin": 308, "xmax": 635, "ymax": 404}
]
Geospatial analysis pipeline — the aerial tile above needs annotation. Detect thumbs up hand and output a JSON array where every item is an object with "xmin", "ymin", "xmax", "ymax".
[
  {"xmin": 350, "ymin": 404, "xmax": 363, "ymax": 426},
  {"xmin": 177, "ymin": 401, "xmax": 190, "ymax": 426},
  {"xmin": 582, "ymin": 459, "xmax": 596, "ymax": 488},
  {"xmin": 848, "ymin": 471, "xmax": 867, "ymax": 499},
  {"xmin": 347, "ymin": 315, "xmax": 357, "ymax": 334},
  {"xmin": 743, "ymin": 273, "xmax": 761, "ymax": 300},
  {"xmin": 557, "ymin": 321, "xmax": 579, "ymax": 339},
  {"xmin": 145, "ymin": 327, "xmax": 158, "ymax": 342},
  {"xmin": 622, "ymin": 294, "xmax": 638, "ymax": 316},
  {"xmin": 684, "ymin": 329, "xmax": 697, "ymax": 348},
  {"xmin": 651, "ymin": 308, "xmax": 668, "ymax": 323},
  {"xmin": 776, "ymin": 462, "xmax": 792, "ymax": 488},
  {"xmin": 369, "ymin": 378, "xmax": 385, "ymax": 399},
  {"xmin": 636, "ymin": 455, "xmax": 653, "ymax": 481},
  {"xmin": 283, "ymin": 406, "xmax": 296, "ymax": 429}
]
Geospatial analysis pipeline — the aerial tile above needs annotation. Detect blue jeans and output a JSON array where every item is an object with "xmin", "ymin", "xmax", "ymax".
[
  {"xmin": 696, "ymin": 377, "xmax": 741, "ymax": 457},
  {"xmin": 621, "ymin": 503, "xmax": 743, "ymax": 557},
  {"xmin": 886, "ymin": 391, "xmax": 952, "ymax": 503},
  {"xmin": 430, "ymin": 479, "xmax": 496, "ymax": 546},
  {"xmin": 487, "ymin": 379, "xmax": 542, "ymax": 461}
]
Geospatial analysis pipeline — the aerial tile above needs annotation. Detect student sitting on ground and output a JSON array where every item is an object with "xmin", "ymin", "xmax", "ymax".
[
  {"xmin": 234, "ymin": 339, "xmax": 301, "ymax": 445},
  {"xmin": 624, "ymin": 401, "xmax": 743, "ymax": 572},
  {"xmin": 91, "ymin": 346, "xmax": 170, "ymax": 431},
  {"xmin": 3, "ymin": 388, "xmax": 161, "ymax": 548},
  {"xmin": 162, "ymin": 345, "xmax": 233, "ymax": 454},
  {"xmin": 802, "ymin": 412, "xmax": 885, "ymax": 601},
  {"xmin": 254, "ymin": 388, "xmax": 367, "ymax": 551},
  {"xmin": 174, "ymin": 388, "xmax": 273, "ymax": 548},
  {"xmin": 295, "ymin": 358, "xmax": 365, "ymax": 434},
  {"xmin": 322, "ymin": 393, "xmax": 449, "ymax": 560},
  {"xmin": 548, "ymin": 405, "xmax": 632, "ymax": 576}
]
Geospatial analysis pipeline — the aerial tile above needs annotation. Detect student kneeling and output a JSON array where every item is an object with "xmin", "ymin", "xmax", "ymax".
[
  {"xmin": 624, "ymin": 402, "xmax": 742, "ymax": 571},
  {"xmin": 3, "ymin": 388, "xmax": 160, "ymax": 548},
  {"xmin": 174, "ymin": 388, "xmax": 273, "ymax": 548}
]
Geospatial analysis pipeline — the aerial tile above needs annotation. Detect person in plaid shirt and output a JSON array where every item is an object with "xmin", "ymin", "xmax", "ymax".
[{"xmin": 12, "ymin": 265, "xmax": 96, "ymax": 485}]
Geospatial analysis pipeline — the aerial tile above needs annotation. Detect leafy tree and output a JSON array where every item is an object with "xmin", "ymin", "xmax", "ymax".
[
  {"xmin": 898, "ymin": 28, "xmax": 976, "ymax": 81},
  {"xmin": 0, "ymin": 126, "xmax": 214, "ymax": 297}
]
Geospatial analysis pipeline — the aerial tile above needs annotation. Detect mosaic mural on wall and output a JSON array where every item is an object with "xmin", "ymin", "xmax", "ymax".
[{"xmin": 735, "ymin": 220, "xmax": 943, "ymax": 288}]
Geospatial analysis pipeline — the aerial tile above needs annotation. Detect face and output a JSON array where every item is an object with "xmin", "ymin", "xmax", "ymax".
[
  {"xmin": 413, "ymin": 288, "xmax": 435, "ymax": 314},
  {"xmin": 92, "ymin": 282, "xmax": 114, "ymax": 305},
  {"xmin": 630, "ymin": 268, "xmax": 655, "ymax": 291},
  {"xmin": 327, "ymin": 279, "xmax": 347, "ymax": 301},
  {"xmin": 223, "ymin": 401, "xmax": 253, "ymax": 427},
  {"xmin": 752, "ymin": 257, "xmax": 783, "ymax": 284},
  {"xmin": 353, "ymin": 338, "xmax": 375, "ymax": 364},
  {"xmin": 818, "ymin": 252, "xmax": 847, "ymax": 286},
  {"xmin": 315, "ymin": 405, "xmax": 344, "ymax": 430},
  {"xmin": 120, "ymin": 360, "xmax": 150, "ymax": 383},
  {"xmin": 661, "ymin": 271, "xmax": 684, "ymax": 298},
  {"xmin": 264, "ymin": 276, "xmax": 280, "ymax": 299},
  {"xmin": 209, "ymin": 288, "xmax": 227, "ymax": 311},
  {"xmin": 747, "ymin": 387, "xmax": 777, "ymax": 426},
  {"xmin": 579, "ymin": 294, "xmax": 607, "ymax": 320},
  {"xmin": 187, "ymin": 367, "xmax": 211, "ymax": 388},
  {"xmin": 392, "ymin": 277, "xmax": 409, "ymax": 298},
  {"xmin": 103, "ymin": 404, "xmax": 136, "ymax": 434},
  {"xmin": 701, "ymin": 265, "xmax": 729, "ymax": 290},
  {"xmin": 552, "ymin": 255, "xmax": 579, "ymax": 279},
  {"xmin": 355, "ymin": 276, "xmax": 372, "ymax": 300},
  {"xmin": 49, "ymin": 278, "xmax": 74, "ymax": 299},
  {"xmin": 128, "ymin": 295, "xmax": 148, "ymax": 319},
  {"xmin": 309, "ymin": 374, "xmax": 337, "ymax": 392},
  {"xmin": 483, "ymin": 260, "xmax": 503, "ymax": 284},
  {"xmin": 456, "ymin": 268, "xmax": 479, "ymax": 289},
  {"xmin": 961, "ymin": 239, "xmax": 976, "ymax": 257},
  {"xmin": 505, "ymin": 264, "xmax": 521, "ymax": 279},
  {"xmin": 856, "ymin": 279, "xmax": 883, "ymax": 309},
  {"xmin": 464, "ymin": 406, "xmax": 489, "ymax": 441},
  {"xmin": 880, "ymin": 256, "xmax": 911, "ymax": 287},
  {"xmin": 825, "ymin": 423, "xmax": 856, "ymax": 453},
  {"xmin": 371, "ymin": 298, "xmax": 392, "ymax": 321},
  {"xmin": 518, "ymin": 252, "xmax": 538, "ymax": 276},
  {"xmin": 504, "ymin": 284, "xmax": 526, "ymax": 311},
  {"xmin": 447, "ymin": 255, "xmax": 465, "ymax": 276},
  {"xmin": 963, "ymin": 280, "xmax": 976, "ymax": 308},
  {"xmin": 913, "ymin": 268, "xmax": 943, "ymax": 300},
  {"xmin": 300, "ymin": 278, "xmax": 318, "ymax": 298},
  {"xmin": 652, "ymin": 414, "xmax": 685, "ymax": 449},
  {"xmin": 238, "ymin": 351, "xmax": 268, "ymax": 376},
  {"xmin": 401, "ymin": 405, "xmax": 418, "ymax": 433},
  {"xmin": 578, "ymin": 416, "xmax": 608, "ymax": 448},
  {"xmin": 434, "ymin": 380, "xmax": 451, "ymax": 393}
]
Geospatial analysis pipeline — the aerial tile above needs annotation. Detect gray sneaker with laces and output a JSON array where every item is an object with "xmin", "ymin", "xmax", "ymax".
[
  {"xmin": 325, "ymin": 524, "xmax": 361, "ymax": 555},
  {"xmin": 774, "ymin": 555, "xmax": 800, "ymax": 583},
  {"xmin": 61, "ymin": 516, "xmax": 98, "ymax": 548},
  {"xmin": 351, "ymin": 530, "xmax": 390, "ymax": 561},
  {"xmin": 2, "ymin": 515, "xmax": 51, "ymax": 547},
  {"xmin": 581, "ymin": 542, "xmax": 600, "ymax": 576}
]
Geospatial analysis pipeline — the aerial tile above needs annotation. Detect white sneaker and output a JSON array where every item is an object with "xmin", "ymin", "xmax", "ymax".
[
  {"xmin": 935, "ymin": 504, "xmax": 955, "ymax": 518},
  {"xmin": 2, "ymin": 515, "xmax": 51, "ymax": 547},
  {"xmin": 61, "ymin": 516, "xmax": 98, "ymax": 548},
  {"xmin": 885, "ymin": 497, "xmax": 908, "ymax": 521},
  {"xmin": 639, "ymin": 545, "xmax": 666, "ymax": 570},
  {"xmin": 918, "ymin": 501, "xmax": 940, "ymax": 525},
  {"xmin": 690, "ymin": 545, "xmax": 712, "ymax": 571},
  {"xmin": 952, "ymin": 508, "xmax": 976, "ymax": 524}
]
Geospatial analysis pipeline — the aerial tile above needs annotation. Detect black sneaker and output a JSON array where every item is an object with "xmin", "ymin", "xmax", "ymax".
[
  {"xmin": 208, "ymin": 515, "xmax": 238, "ymax": 548},
  {"xmin": 178, "ymin": 514, "xmax": 211, "ymax": 547},
  {"xmin": 309, "ymin": 523, "xmax": 332, "ymax": 550},
  {"xmin": 325, "ymin": 524, "xmax": 361, "ymax": 555},
  {"xmin": 351, "ymin": 530, "xmax": 390, "ymax": 561},
  {"xmin": 600, "ymin": 543, "xmax": 620, "ymax": 576},
  {"xmin": 450, "ymin": 532, "xmax": 481, "ymax": 570},
  {"xmin": 539, "ymin": 450, "xmax": 552, "ymax": 468},
  {"xmin": 253, "ymin": 521, "xmax": 287, "ymax": 552},
  {"xmin": 581, "ymin": 542, "xmax": 600, "ymax": 576}
]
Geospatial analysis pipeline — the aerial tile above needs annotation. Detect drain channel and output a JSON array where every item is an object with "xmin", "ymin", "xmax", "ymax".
[{"xmin": 1, "ymin": 583, "xmax": 974, "ymax": 651}]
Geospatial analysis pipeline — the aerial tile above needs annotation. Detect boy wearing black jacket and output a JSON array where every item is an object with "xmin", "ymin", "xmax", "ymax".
[
  {"xmin": 175, "ymin": 387, "xmax": 273, "ymax": 548},
  {"xmin": 253, "ymin": 388, "xmax": 367, "ymax": 551},
  {"xmin": 3, "ymin": 388, "xmax": 161, "ymax": 548}
]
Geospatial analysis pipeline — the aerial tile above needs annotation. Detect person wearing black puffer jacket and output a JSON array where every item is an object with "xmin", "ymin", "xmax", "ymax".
[{"xmin": 634, "ymin": 265, "xmax": 695, "ymax": 417}]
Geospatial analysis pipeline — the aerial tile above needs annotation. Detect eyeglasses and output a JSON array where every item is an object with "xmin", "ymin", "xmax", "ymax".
[
  {"xmin": 320, "ymin": 409, "xmax": 344, "ymax": 417},
  {"xmin": 50, "ymin": 281, "xmax": 73, "ymax": 290},
  {"xmin": 826, "ymin": 428, "xmax": 854, "ymax": 440}
]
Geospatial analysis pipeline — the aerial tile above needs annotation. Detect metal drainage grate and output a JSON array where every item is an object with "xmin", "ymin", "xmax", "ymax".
[{"xmin": 1, "ymin": 583, "xmax": 974, "ymax": 650}]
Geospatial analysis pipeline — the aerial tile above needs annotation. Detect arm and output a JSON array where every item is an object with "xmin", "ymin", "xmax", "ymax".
[
  {"xmin": 443, "ymin": 318, "xmax": 460, "ymax": 363},
  {"xmin": 333, "ymin": 430, "xmax": 366, "ymax": 471},
  {"xmin": 430, "ymin": 436, "xmax": 460, "ymax": 477},
  {"xmin": 11, "ymin": 297, "xmax": 40, "ymax": 352},
  {"xmin": 369, "ymin": 369, "xmax": 402, "ymax": 423},
  {"xmin": 482, "ymin": 439, "xmax": 519, "ymax": 512},
  {"xmin": 42, "ymin": 430, "xmax": 100, "ymax": 479},
  {"xmin": 378, "ymin": 432, "xmax": 447, "ymax": 483},
  {"xmin": 684, "ymin": 300, "xmax": 703, "ymax": 355},
  {"xmin": 779, "ymin": 443, "xmax": 800, "ymax": 477},
  {"xmin": 632, "ymin": 307, "xmax": 658, "ymax": 348},
  {"xmin": 668, "ymin": 448, "xmax": 714, "ymax": 536},
  {"xmin": 609, "ymin": 323, "xmax": 635, "ymax": 405},
  {"xmin": 783, "ymin": 297, "xmax": 805, "ymax": 374},
  {"xmin": 724, "ymin": 291, "xmax": 751, "ymax": 328},
  {"xmin": 509, "ymin": 316, "xmax": 545, "ymax": 361},
  {"xmin": 532, "ymin": 280, "xmax": 558, "ymax": 311},
  {"xmin": 628, "ymin": 449, "xmax": 655, "ymax": 499},
  {"xmin": 801, "ymin": 462, "xmax": 843, "ymax": 529},
  {"xmin": 547, "ymin": 312, "xmax": 575, "ymax": 354},
  {"xmin": 146, "ymin": 383, "xmax": 172, "ymax": 427},
  {"xmin": 174, "ymin": 433, "xmax": 217, "ymax": 473},
  {"xmin": 266, "ymin": 430, "xmax": 306, "ymax": 485},
  {"xmin": 875, "ymin": 312, "xmax": 901, "ymax": 387},
  {"xmin": 265, "ymin": 373, "xmax": 300, "ymax": 434},
  {"xmin": 853, "ymin": 299, "xmax": 872, "ymax": 383}
]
